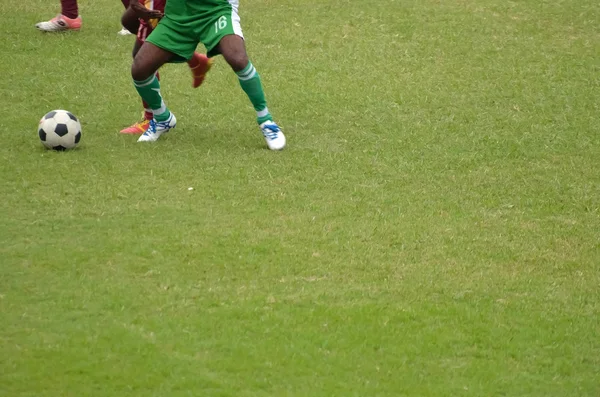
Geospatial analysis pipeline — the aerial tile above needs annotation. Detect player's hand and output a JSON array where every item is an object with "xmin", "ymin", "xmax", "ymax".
[{"xmin": 130, "ymin": 0, "xmax": 163, "ymax": 21}]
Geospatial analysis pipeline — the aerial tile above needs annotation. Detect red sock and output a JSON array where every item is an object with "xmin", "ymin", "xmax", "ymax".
[
  {"xmin": 142, "ymin": 101, "xmax": 153, "ymax": 121},
  {"xmin": 61, "ymin": 0, "xmax": 79, "ymax": 19},
  {"xmin": 142, "ymin": 72, "xmax": 160, "ymax": 120}
]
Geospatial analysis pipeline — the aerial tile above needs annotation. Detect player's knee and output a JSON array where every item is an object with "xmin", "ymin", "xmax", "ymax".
[
  {"xmin": 131, "ymin": 60, "xmax": 150, "ymax": 81},
  {"xmin": 225, "ymin": 52, "xmax": 249, "ymax": 73},
  {"xmin": 218, "ymin": 35, "xmax": 249, "ymax": 72}
]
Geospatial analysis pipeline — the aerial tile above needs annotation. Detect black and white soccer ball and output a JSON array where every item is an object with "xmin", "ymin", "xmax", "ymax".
[{"xmin": 38, "ymin": 110, "xmax": 82, "ymax": 151}]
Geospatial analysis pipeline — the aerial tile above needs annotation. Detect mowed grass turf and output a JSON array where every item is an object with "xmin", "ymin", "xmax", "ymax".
[{"xmin": 1, "ymin": 0, "xmax": 599, "ymax": 395}]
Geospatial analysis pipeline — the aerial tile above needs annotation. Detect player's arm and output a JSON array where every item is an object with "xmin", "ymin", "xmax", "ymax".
[{"xmin": 129, "ymin": 0, "xmax": 163, "ymax": 20}]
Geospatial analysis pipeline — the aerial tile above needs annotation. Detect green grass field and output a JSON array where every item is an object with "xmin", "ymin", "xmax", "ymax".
[{"xmin": 2, "ymin": 0, "xmax": 599, "ymax": 395}]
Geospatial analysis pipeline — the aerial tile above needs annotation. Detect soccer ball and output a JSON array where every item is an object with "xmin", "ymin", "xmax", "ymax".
[{"xmin": 38, "ymin": 110, "xmax": 82, "ymax": 151}]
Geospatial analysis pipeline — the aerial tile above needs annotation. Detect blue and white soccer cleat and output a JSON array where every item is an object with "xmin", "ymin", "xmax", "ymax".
[
  {"xmin": 137, "ymin": 113, "xmax": 177, "ymax": 143},
  {"xmin": 260, "ymin": 120, "xmax": 286, "ymax": 150}
]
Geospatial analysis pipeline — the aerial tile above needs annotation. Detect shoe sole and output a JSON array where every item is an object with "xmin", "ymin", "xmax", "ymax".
[
  {"xmin": 120, "ymin": 130, "xmax": 145, "ymax": 135},
  {"xmin": 137, "ymin": 123, "xmax": 176, "ymax": 142},
  {"xmin": 36, "ymin": 27, "xmax": 81, "ymax": 32}
]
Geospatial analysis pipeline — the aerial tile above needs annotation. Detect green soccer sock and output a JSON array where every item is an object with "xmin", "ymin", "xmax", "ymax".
[
  {"xmin": 133, "ymin": 74, "xmax": 170, "ymax": 122},
  {"xmin": 236, "ymin": 62, "xmax": 272, "ymax": 124}
]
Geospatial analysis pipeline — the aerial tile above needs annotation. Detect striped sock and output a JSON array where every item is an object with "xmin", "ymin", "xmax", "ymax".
[
  {"xmin": 133, "ymin": 74, "xmax": 170, "ymax": 122},
  {"xmin": 236, "ymin": 62, "xmax": 272, "ymax": 124}
]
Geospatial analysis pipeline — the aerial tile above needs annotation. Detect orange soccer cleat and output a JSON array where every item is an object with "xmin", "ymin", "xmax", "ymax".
[
  {"xmin": 188, "ymin": 53, "xmax": 213, "ymax": 88},
  {"xmin": 120, "ymin": 119, "xmax": 151, "ymax": 135}
]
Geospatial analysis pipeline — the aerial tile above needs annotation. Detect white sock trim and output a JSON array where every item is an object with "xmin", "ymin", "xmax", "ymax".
[
  {"xmin": 238, "ymin": 66, "xmax": 257, "ymax": 81},
  {"xmin": 152, "ymin": 100, "xmax": 167, "ymax": 117},
  {"xmin": 134, "ymin": 75, "xmax": 157, "ymax": 88},
  {"xmin": 257, "ymin": 107, "xmax": 270, "ymax": 118}
]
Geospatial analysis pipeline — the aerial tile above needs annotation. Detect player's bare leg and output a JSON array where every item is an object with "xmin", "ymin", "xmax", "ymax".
[
  {"xmin": 218, "ymin": 34, "xmax": 285, "ymax": 150},
  {"xmin": 132, "ymin": 42, "xmax": 176, "ymax": 142},
  {"xmin": 218, "ymin": 34, "xmax": 249, "ymax": 72}
]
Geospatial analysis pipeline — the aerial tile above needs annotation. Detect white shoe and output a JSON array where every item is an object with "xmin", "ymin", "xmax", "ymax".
[
  {"xmin": 137, "ymin": 113, "xmax": 177, "ymax": 142},
  {"xmin": 36, "ymin": 14, "xmax": 82, "ymax": 32},
  {"xmin": 260, "ymin": 120, "xmax": 286, "ymax": 150},
  {"xmin": 118, "ymin": 27, "xmax": 133, "ymax": 36}
]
